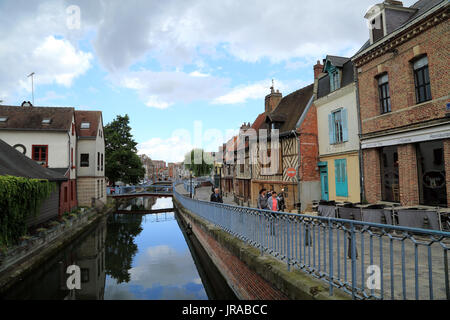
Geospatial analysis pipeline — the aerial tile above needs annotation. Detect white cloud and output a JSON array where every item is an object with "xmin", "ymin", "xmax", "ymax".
[
  {"xmin": 113, "ymin": 70, "xmax": 229, "ymax": 109},
  {"xmin": 213, "ymin": 79, "xmax": 310, "ymax": 105},
  {"xmin": 0, "ymin": 1, "xmax": 92, "ymax": 104},
  {"xmin": 137, "ymin": 135, "xmax": 193, "ymax": 163}
]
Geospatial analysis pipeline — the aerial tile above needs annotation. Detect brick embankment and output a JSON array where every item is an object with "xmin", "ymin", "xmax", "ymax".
[{"xmin": 173, "ymin": 197, "xmax": 351, "ymax": 300}]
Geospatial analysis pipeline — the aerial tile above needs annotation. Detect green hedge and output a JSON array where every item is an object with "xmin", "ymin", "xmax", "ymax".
[{"xmin": 0, "ymin": 175, "xmax": 56, "ymax": 247}]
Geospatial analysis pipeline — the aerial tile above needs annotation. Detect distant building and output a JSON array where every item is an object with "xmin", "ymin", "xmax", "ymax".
[{"xmin": 74, "ymin": 111, "xmax": 106, "ymax": 206}]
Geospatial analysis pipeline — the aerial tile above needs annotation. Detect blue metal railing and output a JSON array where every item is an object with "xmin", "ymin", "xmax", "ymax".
[{"xmin": 173, "ymin": 183, "xmax": 450, "ymax": 300}]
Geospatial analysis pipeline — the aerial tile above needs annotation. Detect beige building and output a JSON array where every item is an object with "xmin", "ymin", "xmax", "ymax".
[{"xmin": 75, "ymin": 111, "xmax": 107, "ymax": 207}]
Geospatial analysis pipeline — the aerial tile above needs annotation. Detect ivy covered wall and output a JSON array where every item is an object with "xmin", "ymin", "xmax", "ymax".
[{"xmin": 0, "ymin": 176, "xmax": 56, "ymax": 247}]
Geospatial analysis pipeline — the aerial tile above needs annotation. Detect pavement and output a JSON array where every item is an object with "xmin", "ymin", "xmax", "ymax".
[{"xmin": 175, "ymin": 184, "xmax": 237, "ymax": 205}]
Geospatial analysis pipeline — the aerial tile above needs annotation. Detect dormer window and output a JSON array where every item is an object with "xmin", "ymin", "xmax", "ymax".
[
  {"xmin": 42, "ymin": 118, "xmax": 52, "ymax": 124},
  {"xmin": 330, "ymin": 69, "xmax": 340, "ymax": 92},
  {"xmin": 0, "ymin": 117, "xmax": 7, "ymax": 122},
  {"xmin": 81, "ymin": 122, "xmax": 90, "ymax": 129}
]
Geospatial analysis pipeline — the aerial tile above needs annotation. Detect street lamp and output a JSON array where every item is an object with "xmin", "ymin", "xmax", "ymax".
[
  {"xmin": 216, "ymin": 163, "xmax": 223, "ymax": 196},
  {"xmin": 189, "ymin": 170, "xmax": 193, "ymax": 198}
]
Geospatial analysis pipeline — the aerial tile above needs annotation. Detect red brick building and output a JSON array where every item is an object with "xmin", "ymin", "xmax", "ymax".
[{"xmin": 353, "ymin": 0, "xmax": 449, "ymax": 207}]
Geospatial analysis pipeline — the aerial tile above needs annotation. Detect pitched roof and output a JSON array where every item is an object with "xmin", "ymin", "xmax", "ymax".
[
  {"xmin": 74, "ymin": 110, "xmax": 102, "ymax": 138},
  {"xmin": 264, "ymin": 84, "xmax": 315, "ymax": 134},
  {"xmin": 0, "ymin": 139, "xmax": 67, "ymax": 181},
  {"xmin": 354, "ymin": 0, "xmax": 446, "ymax": 57},
  {"xmin": 325, "ymin": 55, "xmax": 350, "ymax": 68},
  {"xmin": 0, "ymin": 105, "xmax": 73, "ymax": 131},
  {"xmin": 317, "ymin": 59, "xmax": 355, "ymax": 98}
]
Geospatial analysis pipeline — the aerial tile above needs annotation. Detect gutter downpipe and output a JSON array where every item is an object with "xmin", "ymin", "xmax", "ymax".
[
  {"xmin": 294, "ymin": 94, "xmax": 315, "ymax": 213},
  {"xmin": 353, "ymin": 64, "xmax": 365, "ymax": 203}
]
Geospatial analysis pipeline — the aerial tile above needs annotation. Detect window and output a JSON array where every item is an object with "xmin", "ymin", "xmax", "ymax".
[
  {"xmin": 413, "ymin": 56, "xmax": 431, "ymax": 104},
  {"xmin": 64, "ymin": 186, "xmax": 68, "ymax": 202},
  {"xmin": 378, "ymin": 73, "xmax": 391, "ymax": 114},
  {"xmin": 334, "ymin": 159, "xmax": 348, "ymax": 197},
  {"xmin": 71, "ymin": 181, "xmax": 74, "ymax": 201},
  {"xmin": 81, "ymin": 122, "xmax": 90, "ymax": 129},
  {"xmin": 41, "ymin": 119, "xmax": 51, "ymax": 124},
  {"xmin": 97, "ymin": 152, "xmax": 100, "ymax": 171},
  {"xmin": 0, "ymin": 117, "xmax": 7, "ymax": 122},
  {"xmin": 72, "ymin": 123, "xmax": 75, "ymax": 136},
  {"xmin": 32, "ymin": 145, "xmax": 48, "ymax": 167},
  {"xmin": 329, "ymin": 109, "xmax": 348, "ymax": 144},
  {"xmin": 97, "ymin": 180, "xmax": 100, "ymax": 199},
  {"xmin": 416, "ymin": 140, "xmax": 447, "ymax": 206},
  {"xmin": 330, "ymin": 70, "xmax": 340, "ymax": 91},
  {"xmin": 80, "ymin": 153, "xmax": 89, "ymax": 167},
  {"xmin": 71, "ymin": 148, "xmax": 74, "ymax": 168},
  {"xmin": 380, "ymin": 146, "xmax": 399, "ymax": 202},
  {"xmin": 101, "ymin": 153, "xmax": 104, "ymax": 171}
]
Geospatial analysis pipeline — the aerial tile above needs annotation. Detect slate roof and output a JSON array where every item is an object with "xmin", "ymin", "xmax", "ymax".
[
  {"xmin": 0, "ymin": 139, "xmax": 67, "ymax": 181},
  {"xmin": 317, "ymin": 59, "xmax": 355, "ymax": 99},
  {"xmin": 74, "ymin": 111, "xmax": 102, "ymax": 138},
  {"xmin": 354, "ymin": 0, "xmax": 446, "ymax": 57},
  {"xmin": 0, "ymin": 105, "xmax": 73, "ymax": 131},
  {"xmin": 264, "ymin": 84, "xmax": 314, "ymax": 134}
]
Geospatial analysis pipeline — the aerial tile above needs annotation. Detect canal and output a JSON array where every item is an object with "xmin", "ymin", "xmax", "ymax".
[{"xmin": 0, "ymin": 197, "xmax": 236, "ymax": 300}]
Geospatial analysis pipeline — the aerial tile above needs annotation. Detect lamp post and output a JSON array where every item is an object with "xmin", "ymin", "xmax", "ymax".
[
  {"xmin": 216, "ymin": 163, "xmax": 223, "ymax": 196},
  {"xmin": 189, "ymin": 170, "xmax": 193, "ymax": 198}
]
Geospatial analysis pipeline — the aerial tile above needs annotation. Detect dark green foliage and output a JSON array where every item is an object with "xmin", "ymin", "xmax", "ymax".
[
  {"xmin": 104, "ymin": 213, "xmax": 143, "ymax": 283},
  {"xmin": 104, "ymin": 114, "xmax": 145, "ymax": 185},
  {"xmin": 184, "ymin": 148, "xmax": 213, "ymax": 177},
  {"xmin": 0, "ymin": 175, "xmax": 56, "ymax": 247}
]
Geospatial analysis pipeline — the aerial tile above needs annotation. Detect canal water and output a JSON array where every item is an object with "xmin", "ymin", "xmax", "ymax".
[{"xmin": 0, "ymin": 197, "xmax": 236, "ymax": 300}]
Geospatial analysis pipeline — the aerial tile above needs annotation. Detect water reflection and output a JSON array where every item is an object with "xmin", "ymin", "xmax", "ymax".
[
  {"xmin": 1, "ymin": 196, "xmax": 219, "ymax": 300},
  {"xmin": 104, "ymin": 197, "xmax": 207, "ymax": 300}
]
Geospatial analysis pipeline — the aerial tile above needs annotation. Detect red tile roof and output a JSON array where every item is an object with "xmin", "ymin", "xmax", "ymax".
[{"xmin": 74, "ymin": 111, "xmax": 102, "ymax": 138}]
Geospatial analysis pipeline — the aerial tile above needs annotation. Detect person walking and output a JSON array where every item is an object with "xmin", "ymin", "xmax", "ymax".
[
  {"xmin": 210, "ymin": 188, "xmax": 223, "ymax": 203},
  {"xmin": 267, "ymin": 191, "xmax": 279, "ymax": 236},
  {"xmin": 278, "ymin": 189, "xmax": 286, "ymax": 212},
  {"xmin": 257, "ymin": 189, "xmax": 268, "ymax": 209}
]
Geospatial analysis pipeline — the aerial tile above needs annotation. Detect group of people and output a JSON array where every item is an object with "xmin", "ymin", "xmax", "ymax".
[
  {"xmin": 257, "ymin": 188, "xmax": 286, "ymax": 212},
  {"xmin": 209, "ymin": 185, "xmax": 286, "ymax": 212}
]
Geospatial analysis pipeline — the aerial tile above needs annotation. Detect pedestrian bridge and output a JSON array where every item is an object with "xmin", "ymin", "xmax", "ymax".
[
  {"xmin": 107, "ymin": 183, "xmax": 173, "ymax": 198},
  {"xmin": 172, "ymin": 181, "xmax": 450, "ymax": 300}
]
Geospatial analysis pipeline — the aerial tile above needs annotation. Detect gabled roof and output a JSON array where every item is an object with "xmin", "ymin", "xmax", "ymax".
[
  {"xmin": 264, "ymin": 84, "xmax": 315, "ymax": 134},
  {"xmin": 0, "ymin": 105, "xmax": 74, "ymax": 131},
  {"xmin": 0, "ymin": 139, "xmax": 67, "ymax": 181},
  {"xmin": 74, "ymin": 110, "xmax": 102, "ymax": 138},
  {"xmin": 317, "ymin": 59, "xmax": 355, "ymax": 98},
  {"xmin": 324, "ymin": 55, "xmax": 351, "ymax": 68}
]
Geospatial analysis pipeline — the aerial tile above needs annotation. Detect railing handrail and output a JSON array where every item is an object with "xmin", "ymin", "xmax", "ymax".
[{"xmin": 173, "ymin": 185, "xmax": 450, "ymax": 237}]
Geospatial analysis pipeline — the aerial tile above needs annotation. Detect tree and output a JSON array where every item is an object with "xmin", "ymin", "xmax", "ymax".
[
  {"xmin": 184, "ymin": 149, "xmax": 213, "ymax": 177},
  {"xmin": 104, "ymin": 114, "xmax": 145, "ymax": 185}
]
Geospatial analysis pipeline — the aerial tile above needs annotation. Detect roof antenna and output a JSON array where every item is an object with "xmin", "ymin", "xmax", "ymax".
[{"xmin": 27, "ymin": 72, "xmax": 35, "ymax": 106}]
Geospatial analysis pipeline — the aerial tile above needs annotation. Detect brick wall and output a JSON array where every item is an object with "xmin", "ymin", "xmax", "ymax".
[
  {"xmin": 357, "ymin": 15, "xmax": 449, "ymax": 135},
  {"xmin": 363, "ymin": 148, "xmax": 381, "ymax": 204},
  {"xmin": 299, "ymin": 104, "xmax": 320, "ymax": 182},
  {"xmin": 398, "ymin": 144, "xmax": 419, "ymax": 206}
]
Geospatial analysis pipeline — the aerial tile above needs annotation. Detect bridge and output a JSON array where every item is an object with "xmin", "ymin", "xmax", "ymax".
[
  {"xmin": 172, "ymin": 180, "xmax": 450, "ymax": 300},
  {"xmin": 107, "ymin": 183, "xmax": 173, "ymax": 198}
]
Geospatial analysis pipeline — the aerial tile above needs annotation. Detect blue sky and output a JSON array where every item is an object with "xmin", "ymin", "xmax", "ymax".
[{"xmin": 0, "ymin": 0, "xmax": 417, "ymax": 162}]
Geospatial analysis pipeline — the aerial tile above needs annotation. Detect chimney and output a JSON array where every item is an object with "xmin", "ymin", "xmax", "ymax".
[
  {"xmin": 265, "ymin": 82, "xmax": 282, "ymax": 114},
  {"xmin": 314, "ymin": 60, "xmax": 324, "ymax": 79}
]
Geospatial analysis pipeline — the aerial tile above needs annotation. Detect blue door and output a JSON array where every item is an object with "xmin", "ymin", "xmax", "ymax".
[
  {"xmin": 319, "ymin": 164, "xmax": 329, "ymax": 201},
  {"xmin": 335, "ymin": 159, "xmax": 348, "ymax": 197}
]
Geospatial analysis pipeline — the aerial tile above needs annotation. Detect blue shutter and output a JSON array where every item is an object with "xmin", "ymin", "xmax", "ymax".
[
  {"xmin": 328, "ymin": 113, "xmax": 335, "ymax": 144},
  {"xmin": 342, "ymin": 108, "xmax": 348, "ymax": 142}
]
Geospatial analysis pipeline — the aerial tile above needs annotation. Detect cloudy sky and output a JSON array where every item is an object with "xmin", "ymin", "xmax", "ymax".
[{"xmin": 0, "ymin": 0, "xmax": 417, "ymax": 162}]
